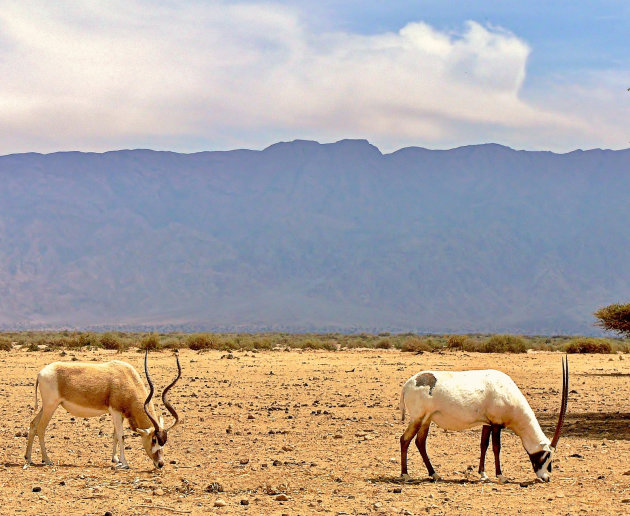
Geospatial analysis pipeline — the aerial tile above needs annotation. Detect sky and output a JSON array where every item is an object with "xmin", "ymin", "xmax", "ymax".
[{"xmin": 0, "ymin": 0, "xmax": 629, "ymax": 155}]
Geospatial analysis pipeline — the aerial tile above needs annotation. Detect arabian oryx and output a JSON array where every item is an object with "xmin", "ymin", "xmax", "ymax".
[
  {"xmin": 24, "ymin": 350, "xmax": 181, "ymax": 469},
  {"xmin": 399, "ymin": 356, "xmax": 568, "ymax": 483}
]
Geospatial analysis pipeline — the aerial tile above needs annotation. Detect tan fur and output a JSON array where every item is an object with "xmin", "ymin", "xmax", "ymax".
[{"xmin": 51, "ymin": 361, "xmax": 155, "ymax": 431}]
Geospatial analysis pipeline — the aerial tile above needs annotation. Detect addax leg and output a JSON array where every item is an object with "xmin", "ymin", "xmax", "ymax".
[
  {"xmin": 478, "ymin": 425, "xmax": 491, "ymax": 481},
  {"xmin": 492, "ymin": 425, "xmax": 508, "ymax": 483},
  {"xmin": 24, "ymin": 409, "xmax": 44, "ymax": 466},
  {"xmin": 35, "ymin": 402, "xmax": 59, "ymax": 465},
  {"xmin": 110, "ymin": 409, "xmax": 129, "ymax": 469},
  {"xmin": 415, "ymin": 418, "xmax": 439, "ymax": 481},
  {"xmin": 400, "ymin": 418, "xmax": 422, "ymax": 478}
]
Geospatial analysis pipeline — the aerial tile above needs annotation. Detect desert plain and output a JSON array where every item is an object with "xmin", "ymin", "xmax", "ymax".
[{"xmin": 1, "ymin": 348, "xmax": 629, "ymax": 515}]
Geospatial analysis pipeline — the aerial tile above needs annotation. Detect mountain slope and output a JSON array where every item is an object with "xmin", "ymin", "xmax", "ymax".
[{"xmin": 1, "ymin": 140, "xmax": 629, "ymax": 334}]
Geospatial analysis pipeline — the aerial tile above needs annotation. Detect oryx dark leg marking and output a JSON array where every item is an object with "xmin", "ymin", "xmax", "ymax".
[
  {"xmin": 414, "ymin": 419, "xmax": 435, "ymax": 478},
  {"xmin": 479, "ymin": 425, "xmax": 491, "ymax": 476},
  {"xmin": 491, "ymin": 425, "xmax": 503, "ymax": 477},
  {"xmin": 415, "ymin": 373, "xmax": 437, "ymax": 395},
  {"xmin": 400, "ymin": 418, "xmax": 422, "ymax": 476}
]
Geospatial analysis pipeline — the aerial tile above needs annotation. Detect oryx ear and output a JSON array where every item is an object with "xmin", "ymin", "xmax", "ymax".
[
  {"xmin": 159, "ymin": 415, "xmax": 164, "ymax": 428},
  {"xmin": 137, "ymin": 427, "xmax": 152, "ymax": 436},
  {"xmin": 542, "ymin": 443, "xmax": 552, "ymax": 452}
]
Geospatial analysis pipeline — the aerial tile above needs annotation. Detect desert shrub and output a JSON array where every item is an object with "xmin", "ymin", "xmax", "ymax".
[
  {"xmin": 481, "ymin": 335, "xmax": 527, "ymax": 353},
  {"xmin": 446, "ymin": 335, "xmax": 470, "ymax": 350},
  {"xmin": 185, "ymin": 333, "xmax": 217, "ymax": 351},
  {"xmin": 26, "ymin": 341, "xmax": 40, "ymax": 352},
  {"xmin": 565, "ymin": 337, "xmax": 612, "ymax": 354},
  {"xmin": 375, "ymin": 338, "xmax": 392, "ymax": 349},
  {"xmin": 139, "ymin": 333, "xmax": 161, "ymax": 351},
  {"xmin": 399, "ymin": 337, "xmax": 433, "ymax": 353},
  {"xmin": 100, "ymin": 332, "xmax": 122, "ymax": 350},
  {"xmin": 0, "ymin": 338, "xmax": 12, "ymax": 351},
  {"xmin": 251, "ymin": 338, "xmax": 274, "ymax": 350},
  {"xmin": 162, "ymin": 337, "xmax": 185, "ymax": 349}
]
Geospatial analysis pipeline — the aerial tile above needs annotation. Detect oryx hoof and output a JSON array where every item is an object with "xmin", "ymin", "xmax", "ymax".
[
  {"xmin": 400, "ymin": 473, "xmax": 411, "ymax": 482},
  {"xmin": 114, "ymin": 462, "xmax": 130, "ymax": 470},
  {"xmin": 23, "ymin": 462, "xmax": 33, "ymax": 470},
  {"xmin": 479, "ymin": 472, "xmax": 490, "ymax": 482},
  {"xmin": 42, "ymin": 459, "xmax": 54, "ymax": 466},
  {"xmin": 497, "ymin": 474, "xmax": 509, "ymax": 484},
  {"xmin": 430, "ymin": 473, "xmax": 441, "ymax": 482}
]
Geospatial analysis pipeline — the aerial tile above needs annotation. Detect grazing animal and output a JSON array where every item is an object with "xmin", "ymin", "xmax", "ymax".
[
  {"xmin": 24, "ymin": 350, "xmax": 181, "ymax": 469},
  {"xmin": 399, "ymin": 356, "xmax": 568, "ymax": 483}
]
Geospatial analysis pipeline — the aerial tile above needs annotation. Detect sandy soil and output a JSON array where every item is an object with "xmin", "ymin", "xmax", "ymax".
[{"xmin": 1, "ymin": 348, "xmax": 629, "ymax": 515}]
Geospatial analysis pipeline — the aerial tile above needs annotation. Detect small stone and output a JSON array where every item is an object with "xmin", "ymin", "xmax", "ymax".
[
  {"xmin": 170, "ymin": 459, "xmax": 177, "ymax": 465},
  {"xmin": 32, "ymin": 487, "xmax": 42, "ymax": 493},
  {"xmin": 239, "ymin": 458, "xmax": 249, "ymax": 465},
  {"xmin": 247, "ymin": 414, "xmax": 255, "ymax": 420},
  {"xmin": 105, "ymin": 512, "xmax": 113, "ymax": 516},
  {"xmin": 333, "ymin": 434, "xmax": 343, "ymax": 439},
  {"xmin": 282, "ymin": 445, "xmax": 293, "ymax": 452},
  {"xmin": 519, "ymin": 482, "xmax": 529, "ymax": 488},
  {"xmin": 275, "ymin": 494, "xmax": 289, "ymax": 501},
  {"xmin": 622, "ymin": 499, "xmax": 630, "ymax": 503},
  {"xmin": 273, "ymin": 460, "xmax": 282, "ymax": 466},
  {"xmin": 393, "ymin": 487, "xmax": 402, "ymax": 493},
  {"xmin": 240, "ymin": 499, "xmax": 249, "ymax": 505},
  {"xmin": 206, "ymin": 482, "xmax": 224, "ymax": 493},
  {"xmin": 214, "ymin": 498, "xmax": 227, "ymax": 507},
  {"xmin": 623, "ymin": 470, "xmax": 630, "ymax": 475},
  {"xmin": 153, "ymin": 488, "xmax": 164, "ymax": 496},
  {"xmin": 570, "ymin": 453, "xmax": 583, "ymax": 458}
]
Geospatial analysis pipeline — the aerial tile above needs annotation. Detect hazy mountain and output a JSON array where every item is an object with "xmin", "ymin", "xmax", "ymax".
[{"xmin": 1, "ymin": 140, "xmax": 629, "ymax": 335}]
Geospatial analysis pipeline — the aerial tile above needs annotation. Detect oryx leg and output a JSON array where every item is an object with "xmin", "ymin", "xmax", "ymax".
[
  {"xmin": 478, "ymin": 424, "xmax": 491, "ymax": 481},
  {"xmin": 109, "ymin": 408, "xmax": 129, "ymax": 469},
  {"xmin": 400, "ymin": 417, "xmax": 423, "ymax": 478},
  {"xmin": 414, "ymin": 418, "xmax": 439, "ymax": 481},
  {"xmin": 25, "ymin": 408, "xmax": 44, "ymax": 465},
  {"xmin": 491, "ymin": 425, "xmax": 507, "ymax": 483}
]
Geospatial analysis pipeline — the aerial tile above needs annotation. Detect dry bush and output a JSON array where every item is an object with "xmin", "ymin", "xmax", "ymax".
[
  {"xmin": 185, "ymin": 333, "xmax": 217, "ymax": 351},
  {"xmin": 100, "ymin": 332, "xmax": 129, "ymax": 352},
  {"xmin": 565, "ymin": 337, "xmax": 612, "ymax": 354},
  {"xmin": 399, "ymin": 336, "xmax": 433, "ymax": 353},
  {"xmin": 0, "ymin": 338, "xmax": 12, "ymax": 351},
  {"xmin": 139, "ymin": 333, "xmax": 161, "ymax": 351},
  {"xmin": 375, "ymin": 338, "xmax": 392, "ymax": 349},
  {"xmin": 446, "ymin": 335, "xmax": 470, "ymax": 350},
  {"xmin": 481, "ymin": 335, "xmax": 527, "ymax": 353}
]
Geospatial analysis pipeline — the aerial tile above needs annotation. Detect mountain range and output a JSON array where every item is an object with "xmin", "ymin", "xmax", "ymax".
[{"xmin": 1, "ymin": 139, "xmax": 629, "ymax": 335}]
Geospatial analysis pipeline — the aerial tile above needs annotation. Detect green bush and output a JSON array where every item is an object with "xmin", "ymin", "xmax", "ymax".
[
  {"xmin": 565, "ymin": 337, "xmax": 612, "ymax": 354},
  {"xmin": 0, "ymin": 338, "xmax": 12, "ymax": 351}
]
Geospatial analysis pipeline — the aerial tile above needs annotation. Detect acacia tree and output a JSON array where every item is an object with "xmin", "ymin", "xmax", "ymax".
[{"xmin": 594, "ymin": 303, "xmax": 630, "ymax": 337}]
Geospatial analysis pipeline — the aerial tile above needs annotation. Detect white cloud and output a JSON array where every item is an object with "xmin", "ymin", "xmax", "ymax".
[{"xmin": 0, "ymin": 0, "xmax": 626, "ymax": 154}]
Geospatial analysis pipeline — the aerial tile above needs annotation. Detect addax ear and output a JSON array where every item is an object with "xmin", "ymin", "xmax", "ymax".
[{"xmin": 137, "ymin": 427, "xmax": 152, "ymax": 436}]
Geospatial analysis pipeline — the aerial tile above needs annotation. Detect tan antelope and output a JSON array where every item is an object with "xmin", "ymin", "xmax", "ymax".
[
  {"xmin": 399, "ymin": 356, "xmax": 568, "ymax": 483},
  {"xmin": 24, "ymin": 350, "xmax": 181, "ymax": 469}
]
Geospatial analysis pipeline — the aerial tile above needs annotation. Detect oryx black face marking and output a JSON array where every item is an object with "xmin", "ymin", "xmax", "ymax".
[
  {"xmin": 528, "ymin": 450, "xmax": 551, "ymax": 472},
  {"xmin": 415, "ymin": 373, "xmax": 437, "ymax": 395}
]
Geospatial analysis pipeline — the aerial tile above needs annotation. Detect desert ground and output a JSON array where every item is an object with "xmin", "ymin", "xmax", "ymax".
[{"xmin": 1, "ymin": 348, "xmax": 629, "ymax": 515}]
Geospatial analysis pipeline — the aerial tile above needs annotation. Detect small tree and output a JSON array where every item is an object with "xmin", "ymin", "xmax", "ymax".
[{"xmin": 594, "ymin": 304, "xmax": 630, "ymax": 337}]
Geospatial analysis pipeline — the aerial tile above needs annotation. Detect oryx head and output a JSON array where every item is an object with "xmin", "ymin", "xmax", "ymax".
[{"xmin": 137, "ymin": 350, "xmax": 181, "ymax": 469}]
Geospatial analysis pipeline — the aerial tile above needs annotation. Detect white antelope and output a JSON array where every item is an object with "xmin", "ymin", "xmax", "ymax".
[
  {"xmin": 24, "ymin": 350, "xmax": 181, "ymax": 469},
  {"xmin": 399, "ymin": 356, "xmax": 568, "ymax": 483}
]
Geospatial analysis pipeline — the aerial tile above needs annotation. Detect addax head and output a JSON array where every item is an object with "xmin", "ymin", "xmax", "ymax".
[
  {"xmin": 530, "ymin": 356, "xmax": 568, "ymax": 482},
  {"xmin": 138, "ymin": 349, "xmax": 181, "ymax": 469}
]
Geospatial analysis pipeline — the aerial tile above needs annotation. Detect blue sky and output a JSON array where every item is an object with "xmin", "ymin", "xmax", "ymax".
[{"xmin": 0, "ymin": 0, "xmax": 628, "ymax": 154}]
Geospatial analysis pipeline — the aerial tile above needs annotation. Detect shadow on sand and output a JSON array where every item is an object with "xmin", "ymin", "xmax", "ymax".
[{"xmin": 539, "ymin": 412, "xmax": 630, "ymax": 440}]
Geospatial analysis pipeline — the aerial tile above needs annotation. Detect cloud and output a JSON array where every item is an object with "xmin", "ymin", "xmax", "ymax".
[{"xmin": 0, "ymin": 0, "xmax": 626, "ymax": 154}]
